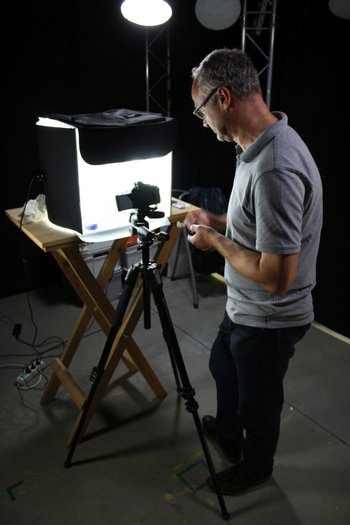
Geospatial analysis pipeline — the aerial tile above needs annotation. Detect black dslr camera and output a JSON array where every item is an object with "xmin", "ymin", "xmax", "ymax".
[
  {"xmin": 116, "ymin": 181, "xmax": 161, "ymax": 214},
  {"xmin": 116, "ymin": 182, "xmax": 166, "ymax": 242}
]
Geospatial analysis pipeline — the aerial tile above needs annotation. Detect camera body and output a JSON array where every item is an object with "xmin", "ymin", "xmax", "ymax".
[{"xmin": 116, "ymin": 182, "xmax": 160, "ymax": 213}]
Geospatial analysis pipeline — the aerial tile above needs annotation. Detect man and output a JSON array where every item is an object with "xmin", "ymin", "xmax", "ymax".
[{"xmin": 185, "ymin": 48, "xmax": 322, "ymax": 495}]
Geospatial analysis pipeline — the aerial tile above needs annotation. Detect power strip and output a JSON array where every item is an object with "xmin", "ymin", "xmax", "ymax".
[{"xmin": 15, "ymin": 359, "xmax": 44, "ymax": 387}]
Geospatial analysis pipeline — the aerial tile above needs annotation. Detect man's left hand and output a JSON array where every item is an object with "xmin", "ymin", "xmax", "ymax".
[{"xmin": 187, "ymin": 224, "xmax": 217, "ymax": 252}]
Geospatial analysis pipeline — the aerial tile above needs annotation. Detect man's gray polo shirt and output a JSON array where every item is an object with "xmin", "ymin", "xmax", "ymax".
[{"xmin": 225, "ymin": 112, "xmax": 323, "ymax": 328}]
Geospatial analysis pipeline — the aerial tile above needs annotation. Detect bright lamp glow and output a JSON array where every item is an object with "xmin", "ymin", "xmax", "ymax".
[
  {"xmin": 77, "ymin": 152, "xmax": 172, "ymax": 240},
  {"xmin": 121, "ymin": 0, "xmax": 172, "ymax": 26}
]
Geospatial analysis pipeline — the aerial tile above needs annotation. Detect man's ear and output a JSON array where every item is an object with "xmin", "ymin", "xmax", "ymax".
[{"xmin": 217, "ymin": 86, "xmax": 233, "ymax": 110}]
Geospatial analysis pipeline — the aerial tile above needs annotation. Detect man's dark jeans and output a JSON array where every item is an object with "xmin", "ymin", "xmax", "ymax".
[{"xmin": 209, "ymin": 312, "xmax": 310, "ymax": 477}]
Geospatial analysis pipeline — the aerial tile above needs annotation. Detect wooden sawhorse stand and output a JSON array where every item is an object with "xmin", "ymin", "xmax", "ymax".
[{"xmin": 5, "ymin": 201, "xmax": 196, "ymax": 446}]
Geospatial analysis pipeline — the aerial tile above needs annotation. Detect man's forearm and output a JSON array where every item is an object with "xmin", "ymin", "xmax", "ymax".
[
  {"xmin": 209, "ymin": 230, "xmax": 298, "ymax": 295},
  {"xmin": 212, "ymin": 233, "xmax": 262, "ymax": 281}
]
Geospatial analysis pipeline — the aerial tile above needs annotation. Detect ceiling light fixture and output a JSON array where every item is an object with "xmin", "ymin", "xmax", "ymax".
[
  {"xmin": 195, "ymin": 0, "xmax": 241, "ymax": 31},
  {"xmin": 329, "ymin": 0, "xmax": 350, "ymax": 19},
  {"xmin": 121, "ymin": 0, "xmax": 172, "ymax": 27}
]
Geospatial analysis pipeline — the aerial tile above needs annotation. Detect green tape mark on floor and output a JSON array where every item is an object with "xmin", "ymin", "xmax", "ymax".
[
  {"xmin": 176, "ymin": 459, "xmax": 209, "ymax": 492},
  {"xmin": 7, "ymin": 480, "xmax": 24, "ymax": 501}
]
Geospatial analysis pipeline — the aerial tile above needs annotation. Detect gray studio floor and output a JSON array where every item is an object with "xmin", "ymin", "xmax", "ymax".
[{"xmin": 0, "ymin": 272, "xmax": 349, "ymax": 525}]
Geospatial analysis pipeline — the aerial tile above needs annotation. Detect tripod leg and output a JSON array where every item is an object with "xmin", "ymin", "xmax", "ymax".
[
  {"xmin": 150, "ymin": 269, "xmax": 181, "ymax": 390},
  {"xmin": 64, "ymin": 265, "xmax": 140, "ymax": 468},
  {"xmin": 150, "ymin": 269, "xmax": 229, "ymax": 520}
]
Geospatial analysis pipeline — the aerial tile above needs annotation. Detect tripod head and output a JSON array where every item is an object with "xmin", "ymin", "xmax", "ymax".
[
  {"xmin": 129, "ymin": 208, "xmax": 169, "ymax": 247},
  {"xmin": 116, "ymin": 182, "xmax": 169, "ymax": 252}
]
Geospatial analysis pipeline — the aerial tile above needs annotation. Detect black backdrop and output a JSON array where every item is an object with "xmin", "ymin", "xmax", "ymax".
[{"xmin": 1, "ymin": 0, "xmax": 350, "ymax": 337}]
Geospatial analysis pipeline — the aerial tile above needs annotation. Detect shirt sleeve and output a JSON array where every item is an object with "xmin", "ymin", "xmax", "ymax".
[{"xmin": 254, "ymin": 169, "xmax": 306, "ymax": 254}]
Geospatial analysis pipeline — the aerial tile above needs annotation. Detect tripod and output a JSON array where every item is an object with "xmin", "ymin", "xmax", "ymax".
[{"xmin": 64, "ymin": 210, "xmax": 229, "ymax": 520}]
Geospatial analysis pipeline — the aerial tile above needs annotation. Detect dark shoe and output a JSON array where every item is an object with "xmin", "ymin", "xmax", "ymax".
[
  {"xmin": 202, "ymin": 415, "xmax": 241, "ymax": 464},
  {"xmin": 207, "ymin": 463, "xmax": 272, "ymax": 496}
]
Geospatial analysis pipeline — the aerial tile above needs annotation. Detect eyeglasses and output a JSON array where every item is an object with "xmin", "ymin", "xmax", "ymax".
[{"xmin": 193, "ymin": 86, "xmax": 220, "ymax": 119}]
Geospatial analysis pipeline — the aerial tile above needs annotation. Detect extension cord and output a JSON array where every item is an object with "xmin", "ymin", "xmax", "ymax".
[{"xmin": 15, "ymin": 359, "xmax": 44, "ymax": 386}]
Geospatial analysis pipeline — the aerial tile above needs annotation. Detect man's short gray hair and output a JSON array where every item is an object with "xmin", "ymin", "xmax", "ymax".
[{"xmin": 192, "ymin": 48, "xmax": 262, "ymax": 99}]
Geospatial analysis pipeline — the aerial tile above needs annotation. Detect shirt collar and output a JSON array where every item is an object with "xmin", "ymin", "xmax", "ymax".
[{"xmin": 238, "ymin": 112, "xmax": 287, "ymax": 163}]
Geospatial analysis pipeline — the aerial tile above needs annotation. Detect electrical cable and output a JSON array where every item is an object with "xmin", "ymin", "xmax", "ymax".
[
  {"xmin": 19, "ymin": 174, "xmax": 40, "ymax": 231},
  {"xmin": 0, "ymin": 314, "xmax": 16, "ymax": 327},
  {"xmin": 0, "ymin": 285, "xmax": 106, "ymax": 394},
  {"xmin": 0, "ymin": 304, "xmax": 65, "ymax": 357},
  {"xmin": 25, "ymin": 292, "xmax": 38, "ymax": 351},
  {"xmin": 0, "ymin": 364, "xmax": 24, "ymax": 370},
  {"xmin": 16, "ymin": 172, "xmax": 46, "ymax": 354},
  {"xmin": 15, "ymin": 388, "xmax": 41, "ymax": 413},
  {"xmin": 15, "ymin": 335, "xmax": 65, "ymax": 352},
  {"xmin": 0, "ymin": 324, "xmax": 100, "ymax": 360},
  {"xmin": 19, "ymin": 170, "xmax": 46, "ymax": 231},
  {"xmin": 1, "ymin": 170, "xmax": 65, "ymax": 393}
]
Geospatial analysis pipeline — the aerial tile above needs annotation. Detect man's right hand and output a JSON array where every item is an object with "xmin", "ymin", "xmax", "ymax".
[{"xmin": 184, "ymin": 209, "xmax": 227, "ymax": 233}]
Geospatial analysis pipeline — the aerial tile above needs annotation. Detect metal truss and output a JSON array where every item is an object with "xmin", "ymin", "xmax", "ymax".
[
  {"xmin": 144, "ymin": 1, "xmax": 277, "ymax": 115},
  {"xmin": 241, "ymin": 0, "xmax": 277, "ymax": 108},
  {"xmin": 145, "ymin": 26, "xmax": 171, "ymax": 116}
]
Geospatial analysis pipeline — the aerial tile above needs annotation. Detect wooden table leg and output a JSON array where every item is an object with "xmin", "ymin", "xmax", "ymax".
[{"xmin": 41, "ymin": 306, "xmax": 93, "ymax": 404}]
